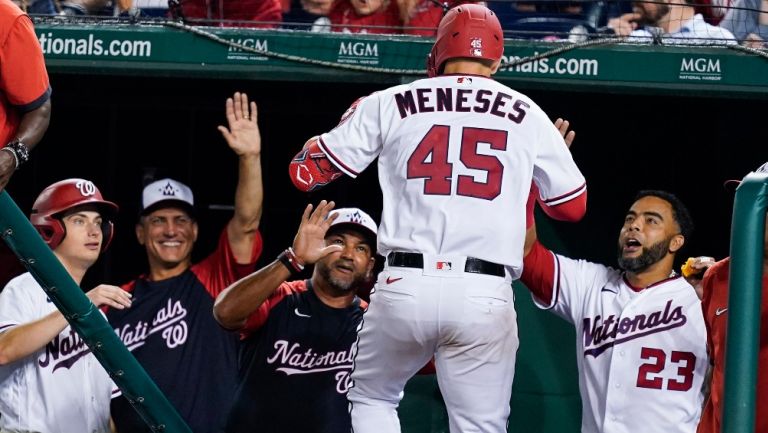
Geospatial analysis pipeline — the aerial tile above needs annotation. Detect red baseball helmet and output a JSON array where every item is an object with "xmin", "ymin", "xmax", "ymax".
[
  {"xmin": 426, "ymin": 4, "xmax": 504, "ymax": 78},
  {"xmin": 30, "ymin": 178, "xmax": 119, "ymax": 251}
]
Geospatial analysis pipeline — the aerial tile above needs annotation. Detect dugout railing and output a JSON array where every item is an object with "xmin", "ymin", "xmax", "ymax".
[
  {"xmin": 723, "ymin": 172, "xmax": 767, "ymax": 433},
  {"xmin": 0, "ymin": 191, "xmax": 193, "ymax": 433}
]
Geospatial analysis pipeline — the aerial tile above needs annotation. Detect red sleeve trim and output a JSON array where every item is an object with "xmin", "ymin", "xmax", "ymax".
[
  {"xmin": 542, "ymin": 182, "xmax": 586, "ymax": 206},
  {"xmin": 317, "ymin": 137, "xmax": 359, "ymax": 177},
  {"xmin": 521, "ymin": 240, "xmax": 557, "ymax": 307},
  {"xmin": 539, "ymin": 188, "xmax": 587, "ymax": 222},
  {"xmin": 191, "ymin": 228, "xmax": 260, "ymax": 299},
  {"xmin": 16, "ymin": 86, "xmax": 51, "ymax": 112}
]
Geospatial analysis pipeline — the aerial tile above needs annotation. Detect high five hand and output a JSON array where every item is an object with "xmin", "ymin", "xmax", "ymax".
[{"xmin": 292, "ymin": 200, "xmax": 342, "ymax": 265}]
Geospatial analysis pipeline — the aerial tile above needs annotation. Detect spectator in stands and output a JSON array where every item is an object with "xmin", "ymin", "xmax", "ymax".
[
  {"xmin": 398, "ymin": 0, "xmax": 445, "ymax": 36},
  {"xmin": 12, "ymin": 0, "xmax": 56, "ymax": 14},
  {"xmin": 107, "ymin": 92, "xmax": 264, "ymax": 433},
  {"xmin": 327, "ymin": 0, "xmax": 401, "ymax": 34},
  {"xmin": 720, "ymin": 0, "xmax": 768, "ymax": 47},
  {"xmin": 181, "ymin": 0, "xmax": 282, "ymax": 27},
  {"xmin": 607, "ymin": 0, "xmax": 736, "ymax": 44},
  {"xmin": 282, "ymin": 0, "xmax": 331, "ymax": 29},
  {"xmin": 695, "ymin": 0, "xmax": 733, "ymax": 25},
  {"xmin": 125, "ymin": 0, "xmax": 170, "ymax": 17},
  {"xmin": 398, "ymin": 0, "xmax": 477, "ymax": 37},
  {"xmin": 213, "ymin": 201, "xmax": 377, "ymax": 433},
  {"xmin": 58, "ymin": 0, "xmax": 115, "ymax": 15}
]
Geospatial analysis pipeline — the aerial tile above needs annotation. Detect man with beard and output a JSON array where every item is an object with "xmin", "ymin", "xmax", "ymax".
[
  {"xmin": 606, "ymin": 0, "xmax": 735, "ymax": 45},
  {"xmin": 521, "ymin": 190, "xmax": 708, "ymax": 433},
  {"xmin": 213, "ymin": 201, "xmax": 377, "ymax": 433}
]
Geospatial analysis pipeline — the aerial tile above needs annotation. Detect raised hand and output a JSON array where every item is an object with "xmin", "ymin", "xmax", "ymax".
[
  {"xmin": 607, "ymin": 12, "xmax": 640, "ymax": 37},
  {"xmin": 292, "ymin": 200, "xmax": 342, "ymax": 265},
  {"xmin": 681, "ymin": 256, "xmax": 716, "ymax": 299},
  {"xmin": 218, "ymin": 92, "xmax": 261, "ymax": 158},
  {"xmin": 86, "ymin": 284, "xmax": 133, "ymax": 310},
  {"xmin": 554, "ymin": 118, "xmax": 575, "ymax": 148}
]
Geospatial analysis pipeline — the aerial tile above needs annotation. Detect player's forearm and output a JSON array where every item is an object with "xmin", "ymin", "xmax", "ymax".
[
  {"xmin": 289, "ymin": 137, "xmax": 343, "ymax": 192},
  {"xmin": 0, "ymin": 310, "xmax": 67, "ymax": 365},
  {"xmin": 14, "ymin": 99, "xmax": 51, "ymax": 150},
  {"xmin": 213, "ymin": 260, "xmax": 290, "ymax": 330},
  {"xmin": 227, "ymin": 153, "xmax": 263, "ymax": 263},
  {"xmin": 520, "ymin": 240, "xmax": 556, "ymax": 305},
  {"xmin": 538, "ymin": 190, "xmax": 587, "ymax": 222}
]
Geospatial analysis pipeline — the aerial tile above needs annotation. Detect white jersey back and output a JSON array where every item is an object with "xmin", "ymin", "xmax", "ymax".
[
  {"xmin": 536, "ymin": 255, "xmax": 707, "ymax": 433},
  {"xmin": 320, "ymin": 75, "xmax": 585, "ymax": 276},
  {"xmin": 0, "ymin": 273, "xmax": 112, "ymax": 433}
]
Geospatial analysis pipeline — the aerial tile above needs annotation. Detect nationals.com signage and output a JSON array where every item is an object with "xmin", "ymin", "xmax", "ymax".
[{"xmin": 34, "ymin": 22, "xmax": 768, "ymax": 97}]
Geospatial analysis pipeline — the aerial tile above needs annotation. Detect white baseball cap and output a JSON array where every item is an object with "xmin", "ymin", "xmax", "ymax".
[
  {"xmin": 141, "ymin": 178, "xmax": 195, "ymax": 216},
  {"xmin": 328, "ymin": 208, "xmax": 378, "ymax": 245}
]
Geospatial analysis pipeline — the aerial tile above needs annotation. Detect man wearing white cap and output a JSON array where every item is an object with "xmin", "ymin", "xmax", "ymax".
[
  {"xmin": 107, "ymin": 92, "xmax": 264, "ymax": 433},
  {"xmin": 213, "ymin": 200, "xmax": 376, "ymax": 433}
]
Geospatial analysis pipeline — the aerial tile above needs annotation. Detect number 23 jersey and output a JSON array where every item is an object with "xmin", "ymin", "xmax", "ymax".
[
  {"xmin": 536, "ymin": 253, "xmax": 707, "ymax": 433},
  {"xmin": 318, "ymin": 75, "xmax": 585, "ymax": 277}
]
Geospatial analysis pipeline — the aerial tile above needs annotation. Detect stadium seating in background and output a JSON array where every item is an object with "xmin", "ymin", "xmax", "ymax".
[{"xmin": 491, "ymin": 0, "xmax": 614, "ymax": 40}]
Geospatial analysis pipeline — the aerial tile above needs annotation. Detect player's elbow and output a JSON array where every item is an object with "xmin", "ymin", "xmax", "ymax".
[
  {"xmin": 212, "ymin": 300, "xmax": 246, "ymax": 331},
  {"xmin": 0, "ymin": 352, "xmax": 16, "ymax": 366},
  {"xmin": 0, "ymin": 340, "xmax": 19, "ymax": 366}
]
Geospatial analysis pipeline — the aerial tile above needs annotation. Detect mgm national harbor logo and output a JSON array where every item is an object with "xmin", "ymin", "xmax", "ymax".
[
  {"xmin": 679, "ymin": 57, "xmax": 722, "ymax": 81},
  {"xmin": 227, "ymin": 38, "xmax": 269, "ymax": 61},
  {"xmin": 337, "ymin": 41, "xmax": 380, "ymax": 65}
]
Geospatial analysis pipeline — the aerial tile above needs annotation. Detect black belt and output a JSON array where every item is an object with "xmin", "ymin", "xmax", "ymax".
[{"xmin": 387, "ymin": 252, "xmax": 505, "ymax": 277}]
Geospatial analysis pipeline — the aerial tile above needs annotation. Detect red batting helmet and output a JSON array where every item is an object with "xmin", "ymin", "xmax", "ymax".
[
  {"xmin": 30, "ymin": 179, "xmax": 119, "ymax": 251},
  {"xmin": 426, "ymin": 4, "xmax": 504, "ymax": 78}
]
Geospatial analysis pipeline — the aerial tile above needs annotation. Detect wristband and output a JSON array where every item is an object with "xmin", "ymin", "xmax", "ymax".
[
  {"xmin": 0, "ymin": 148, "xmax": 18, "ymax": 170},
  {"xmin": 5, "ymin": 140, "xmax": 29, "ymax": 168},
  {"xmin": 278, "ymin": 248, "xmax": 304, "ymax": 276},
  {"xmin": 286, "ymin": 247, "xmax": 305, "ymax": 269}
]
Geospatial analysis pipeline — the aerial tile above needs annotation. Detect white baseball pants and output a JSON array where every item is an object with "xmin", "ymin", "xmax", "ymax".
[{"xmin": 348, "ymin": 256, "xmax": 519, "ymax": 433}]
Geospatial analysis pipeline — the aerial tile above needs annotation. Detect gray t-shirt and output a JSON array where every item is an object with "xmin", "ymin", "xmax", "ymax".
[{"xmin": 721, "ymin": 0, "xmax": 768, "ymax": 41}]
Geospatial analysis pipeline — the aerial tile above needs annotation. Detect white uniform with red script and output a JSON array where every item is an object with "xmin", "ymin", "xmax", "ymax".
[
  {"xmin": 524, "ymin": 248, "xmax": 707, "ymax": 433},
  {"xmin": 0, "ymin": 273, "xmax": 113, "ymax": 433},
  {"xmin": 315, "ymin": 74, "xmax": 586, "ymax": 433},
  {"xmin": 319, "ymin": 75, "xmax": 586, "ymax": 275}
]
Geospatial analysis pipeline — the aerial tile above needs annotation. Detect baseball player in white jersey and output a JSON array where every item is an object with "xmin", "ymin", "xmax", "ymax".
[
  {"xmin": 0, "ymin": 179, "xmax": 132, "ymax": 433},
  {"xmin": 521, "ymin": 189, "xmax": 707, "ymax": 433},
  {"xmin": 288, "ymin": 5, "xmax": 587, "ymax": 432}
]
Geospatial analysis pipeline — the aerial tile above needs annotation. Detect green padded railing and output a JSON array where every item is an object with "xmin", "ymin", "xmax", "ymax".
[
  {"xmin": 0, "ymin": 190, "xmax": 191, "ymax": 433},
  {"xmin": 722, "ymin": 172, "xmax": 768, "ymax": 433}
]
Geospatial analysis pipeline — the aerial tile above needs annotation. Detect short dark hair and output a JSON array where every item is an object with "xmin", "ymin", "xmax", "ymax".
[{"xmin": 633, "ymin": 190, "xmax": 694, "ymax": 241}]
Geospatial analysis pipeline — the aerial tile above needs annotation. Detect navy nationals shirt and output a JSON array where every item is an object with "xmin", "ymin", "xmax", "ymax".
[
  {"xmin": 108, "ymin": 229, "xmax": 262, "ymax": 433},
  {"xmin": 225, "ymin": 280, "xmax": 365, "ymax": 433}
]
